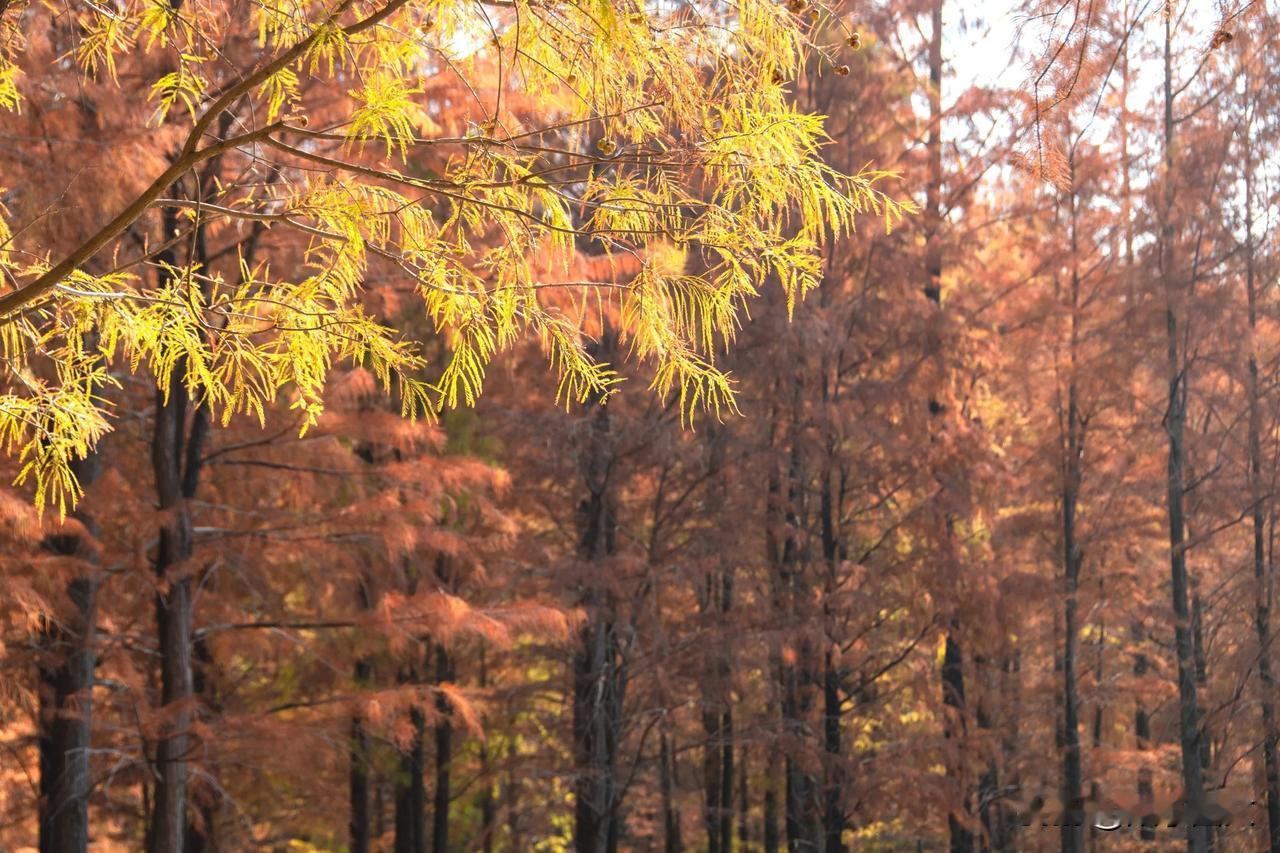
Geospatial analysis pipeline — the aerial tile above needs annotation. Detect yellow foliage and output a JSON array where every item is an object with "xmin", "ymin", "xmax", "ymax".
[{"xmin": 0, "ymin": 0, "xmax": 913, "ymax": 513}]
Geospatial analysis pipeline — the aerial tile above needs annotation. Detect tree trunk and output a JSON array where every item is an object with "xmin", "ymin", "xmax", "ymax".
[
  {"xmin": 822, "ymin": 649, "xmax": 844, "ymax": 853},
  {"xmin": 37, "ymin": 452, "xmax": 100, "ymax": 853},
  {"xmin": 923, "ymin": 2, "xmax": 972, "ymax": 848},
  {"xmin": 573, "ymin": 331, "xmax": 623, "ymax": 853},
  {"xmin": 37, "ymin": 580, "xmax": 97, "ymax": 853},
  {"xmin": 394, "ymin": 698, "xmax": 427, "ymax": 853},
  {"xmin": 942, "ymin": 630, "xmax": 972, "ymax": 853},
  {"xmin": 1159, "ymin": 14, "xmax": 1209, "ymax": 852},
  {"xmin": 432, "ymin": 644, "xmax": 453, "ymax": 853},
  {"xmin": 660, "ymin": 729, "xmax": 682, "ymax": 852},
  {"xmin": 1242, "ymin": 69, "xmax": 1280, "ymax": 849},
  {"xmin": 700, "ymin": 562, "xmax": 734, "ymax": 853},
  {"xmin": 763, "ymin": 767, "xmax": 780, "ymax": 853},
  {"xmin": 150, "ymin": 366, "xmax": 196, "ymax": 853},
  {"xmin": 478, "ymin": 650, "xmax": 496, "ymax": 853},
  {"xmin": 350, "ymin": 657, "xmax": 373, "ymax": 853},
  {"xmin": 1059, "ymin": 144, "xmax": 1085, "ymax": 853}
]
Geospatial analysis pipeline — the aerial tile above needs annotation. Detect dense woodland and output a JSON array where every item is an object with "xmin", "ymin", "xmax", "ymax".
[{"xmin": 0, "ymin": 0, "xmax": 1277, "ymax": 850}]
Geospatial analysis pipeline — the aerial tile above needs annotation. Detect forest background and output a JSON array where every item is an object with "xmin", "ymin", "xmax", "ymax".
[{"xmin": 0, "ymin": 0, "xmax": 1275, "ymax": 851}]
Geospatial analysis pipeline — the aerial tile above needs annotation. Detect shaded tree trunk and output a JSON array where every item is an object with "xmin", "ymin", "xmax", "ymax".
[
  {"xmin": 822, "ymin": 649, "xmax": 844, "ymax": 853},
  {"xmin": 478, "ymin": 649, "xmax": 496, "ymax": 853},
  {"xmin": 1158, "ymin": 14, "xmax": 1208, "ymax": 851},
  {"xmin": 660, "ymin": 729, "xmax": 682, "ymax": 853},
  {"xmin": 38, "ymin": 451, "xmax": 101, "ymax": 853},
  {"xmin": 1242, "ymin": 68, "xmax": 1280, "ymax": 849},
  {"xmin": 573, "ymin": 329, "xmax": 624, "ymax": 853},
  {"xmin": 1059, "ymin": 145, "xmax": 1085, "ymax": 853},
  {"xmin": 763, "ymin": 766, "xmax": 780, "ymax": 853},
  {"xmin": 432, "ymin": 643, "xmax": 454, "ymax": 853},
  {"xmin": 394, "ymin": 697, "xmax": 427, "ymax": 853},
  {"xmin": 700, "ymin": 563, "xmax": 734, "ymax": 853},
  {"xmin": 350, "ymin": 657, "xmax": 373, "ymax": 853},
  {"xmin": 150, "ymin": 364, "xmax": 197, "ymax": 853}
]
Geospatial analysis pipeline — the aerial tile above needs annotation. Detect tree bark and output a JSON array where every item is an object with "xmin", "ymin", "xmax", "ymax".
[
  {"xmin": 1242, "ymin": 68, "xmax": 1280, "ymax": 850},
  {"xmin": 1059, "ymin": 144, "xmax": 1085, "ymax": 853},
  {"xmin": 432, "ymin": 643, "xmax": 453, "ymax": 853},
  {"xmin": 150, "ymin": 360, "xmax": 196, "ymax": 853},
  {"xmin": 350, "ymin": 657, "xmax": 373, "ymax": 853},
  {"xmin": 394, "ymin": 697, "xmax": 427, "ymax": 853},
  {"xmin": 573, "ymin": 328, "xmax": 623, "ymax": 853},
  {"xmin": 660, "ymin": 728, "xmax": 682, "ymax": 852},
  {"xmin": 37, "ymin": 450, "xmax": 101, "ymax": 853},
  {"xmin": 1159, "ymin": 15, "xmax": 1209, "ymax": 851},
  {"xmin": 763, "ymin": 765, "xmax": 780, "ymax": 853}
]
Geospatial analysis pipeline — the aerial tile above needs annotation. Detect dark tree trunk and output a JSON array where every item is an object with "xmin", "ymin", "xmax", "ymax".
[
  {"xmin": 573, "ymin": 618, "xmax": 623, "ymax": 853},
  {"xmin": 478, "ymin": 650, "xmax": 496, "ymax": 853},
  {"xmin": 942, "ymin": 630, "xmax": 972, "ymax": 853},
  {"xmin": 1243, "ymin": 73, "xmax": 1280, "ymax": 850},
  {"xmin": 660, "ymin": 729, "xmax": 682, "ymax": 852},
  {"xmin": 38, "ymin": 451, "xmax": 100, "ymax": 853},
  {"xmin": 572, "ymin": 329, "xmax": 624, "ymax": 853},
  {"xmin": 822, "ymin": 649, "xmax": 845, "ymax": 853},
  {"xmin": 1134, "ymin": 627, "xmax": 1156, "ymax": 840},
  {"xmin": 350, "ymin": 657, "xmax": 373, "ymax": 853},
  {"xmin": 147, "ymin": 178, "xmax": 218, "ymax": 853},
  {"xmin": 432, "ymin": 644, "xmax": 453, "ymax": 853},
  {"xmin": 1159, "ymin": 15, "xmax": 1208, "ymax": 852},
  {"xmin": 763, "ymin": 769, "xmax": 780, "ymax": 853},
  {"xmin": 150, "ymin": 365, "xmax": 196, "ymax": 853},
  {"xmin": 1059, "ymin": 146, "xmax": 1085, "ymax": 853},
  {"xmin": 394, "ymin": 700, "xmax": 427, "ymax": 853},
  {"xmin": 700, "ymin": 562, "xmax": 733, "ymax": 853},
  {"xmin": 37, "ymin": 584, "xmax": 97, "ymax": 853},
  {"xmin": 923, "ymin": 1, "xmax": 971, "ymax": 847},
  {"xmin": 819, "ymin": 450, "xmax": 845, "ymax": 853}
]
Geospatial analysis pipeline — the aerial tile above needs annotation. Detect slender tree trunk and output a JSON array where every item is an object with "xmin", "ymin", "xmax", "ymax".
[
  {"xmin": 737, "ymin": 744, "xmax": 749, "ymax": 849},
  {"xmin": 941, "ymin": 629, "xmax": 971, "ymax": 853},
  {"xmin": 779, "ymin": 439, "xmax": 819, "ymax": 853},
  {"xmin": 820, "ymin": 458, "xmax": 845, "ymax": 853},
  {"xmin": 822, "ymin": 649, "xmax": 844, "ymax": 852},
  {"xmin": 478, "ymin": 649, "xmax": 496, "ymax": 853},
  {"xmin": 763, "ymin": 765, "xmax": 780, "ymax": 853},
  {"xmin": 37, "ymin": 577, "xmax": 97, "ymax": 853},
  {"xmin": 573, "ymin": 330, "xmax": 623, "ymax": 853},
  {"xmin": 432, "ymin": 644, "xmax": 453, "ymax": 853},
  {"xmin": 660, "ymin": 729, "xmax": 682, "ymax": 852},
  {"xmin": 394, "ymin": 697, "xmax": 427, "ymax": 853},
  {"xmin": 1059, "ymin": 145, "xmax": 1085, "ymax": 853},
  {"xmin": 1159, "ymin": 16, "xmax": 1208, "ymax": 851},
  {"xmin": 150, "ymin": 364, "xmax": 196, "ymax": 853},
  {"xmin": 147, "ymin": 170, "xmax": 219, "ymax": 853},
  {"xmin": 38, "ymin": 450, "xmax": 100, "ymax": 853},
  {"xmin": 700, "ymin": 562, "xmax": 734, "ymax": 853},
  {"xmin": 350, "ymin": 657, "xmax": 373, "ymax": 853},
  {"xmin": 1242, "ymin": 72, "xmax": 1280, "ymax": 850},
  {"xmin": 923, "ymin": 2, "xmax": 972, "ymax": 847}
]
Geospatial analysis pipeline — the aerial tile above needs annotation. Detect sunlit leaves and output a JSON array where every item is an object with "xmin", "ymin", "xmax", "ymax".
[
  {"xmin": 1, "ymin": 0, "xmax": 914, "ymax": 511},
  {"xmin": 75, "ymin": 11, "xmax": 134, "ymax": 82},
  {"xmin": 149, "ymin": 59, "xmax": 208, "ymax": 123},
  {"xmin": 258, "ymin": 67, "xmax": 300, "ymax": 123},
  {"xmin": 0, "ymin": 59, "xmax": 18, "ymax": 112},
  {"xmin": 346, "ymin": 74, "xmax": 425, "ymax": 158}
]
